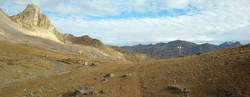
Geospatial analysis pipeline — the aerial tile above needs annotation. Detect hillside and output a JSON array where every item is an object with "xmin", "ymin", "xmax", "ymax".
[
  {"xmin": 0, "ymin": 40, "xmax": 249, "ymax": 97},
  {"xmin": 122, "ymin": 40, "xmax": 222, "ymax": 59},
  {"xmin": 108, "ymin": 45, "xmax": 161, "ymax": 61}
]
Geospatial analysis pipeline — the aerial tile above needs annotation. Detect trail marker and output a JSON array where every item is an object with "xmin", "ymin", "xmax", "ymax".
[
  {"xmin": 177, "ymin": 46, "xmax": 182, "ymax": 56},
  {"xmin": 78, "ymin": 51, "xmax": 82, "ymax": 65}
]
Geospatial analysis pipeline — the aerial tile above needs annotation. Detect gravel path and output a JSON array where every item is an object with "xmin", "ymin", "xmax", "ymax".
[{"xmin": 0, "ymin": 59, "xmax": 72, "ymax": 89}]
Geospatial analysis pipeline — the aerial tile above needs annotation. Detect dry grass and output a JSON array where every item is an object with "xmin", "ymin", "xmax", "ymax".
[{"xmin": 0, "ymin": 41, "xmax": 249, "ymax": 97}]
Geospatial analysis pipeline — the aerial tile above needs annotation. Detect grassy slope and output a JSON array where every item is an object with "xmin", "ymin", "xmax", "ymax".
[
  {"xmin": 0, "ymin": 41, "xmax": 249, "ymax": 97},
  {"xmin": 109, "ymin": 45, "xmax": 161, "ymax": 61}
]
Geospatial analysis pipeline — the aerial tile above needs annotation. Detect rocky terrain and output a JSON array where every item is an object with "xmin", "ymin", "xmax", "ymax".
[{"xmin": 122, "ymin": 40, "xmax": 222, "ymax": 59}]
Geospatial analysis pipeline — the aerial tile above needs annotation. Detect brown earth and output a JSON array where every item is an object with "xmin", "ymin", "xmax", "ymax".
[{"xmin": 0, "ymin": 41, "xmax": 249, "ymax": 97}]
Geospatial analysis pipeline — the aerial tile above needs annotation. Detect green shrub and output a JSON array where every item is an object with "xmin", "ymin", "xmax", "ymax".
[
  {"xmin": 12, "ymin": 76, "xmax": 20, "ymax": 79},
  {"xmin": 7, "ymin": 62, "xmax": 15, "ymax": 65}
]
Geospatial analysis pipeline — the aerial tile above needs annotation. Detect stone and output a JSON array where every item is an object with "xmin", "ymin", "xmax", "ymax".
[
  {"xmin": 99, "ymin": 90, "xmax": 104, "ymax": 94},
  {"xmin": 90, "ymin": 62, "xmax": 98, "ymax": 66},
  {"xmin": 183, "ymin": 88, "xmax": 190, "ymax": 93},
  {"xmin": 103, "ymin": 79, "xmax": 108, "ymax": 82},
  {"xmin": 168, "ymin": 85, "xmax": 190, "ymax": 93},
  {"xmin": 27, "ymin": 90, "xmax": 41, "ymax": 97},
  {"xmin": 89, "ymin": 91, "xmax": 95, "ymax": 94},
  {"xmin": 120, "ymin": 87, "xmax": 125, "ymax": 90},
  {"xmin": 105, "ymin": 73, "xmax": 114, "ymax": 77},
  {"xmin": 56, "ymin": 94, "xmax": 63, "ymax": 97},
  {"xmin": 123, "ymin": 73, "xmax": 131, "ymax": 77},
  {"xmin": 84, "ymin": 61, "xmax": 87, "ymax": 65},
  {"xmin": 74, "ymin": 85, "xmax": 95, "ymax": 95}
]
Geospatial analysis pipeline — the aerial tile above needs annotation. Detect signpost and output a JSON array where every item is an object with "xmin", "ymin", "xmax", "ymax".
[
  {"xmin": 78, "ymin": 51, "xmax": 82, "ymax": 65},
  {"xmin": 177, "ymin": 46, "xmax": 182, "ymax": 56}
]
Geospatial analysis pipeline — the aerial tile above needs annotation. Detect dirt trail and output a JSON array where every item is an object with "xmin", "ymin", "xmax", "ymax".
[{"xmin": 0, "ymin": 59, "xmax": 72, "ymax": 89}]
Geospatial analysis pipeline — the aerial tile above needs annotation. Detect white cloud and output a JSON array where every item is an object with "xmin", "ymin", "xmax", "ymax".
[{"xmin": 0, "ymin": 0, "xmax": 250, "ymax": 45}]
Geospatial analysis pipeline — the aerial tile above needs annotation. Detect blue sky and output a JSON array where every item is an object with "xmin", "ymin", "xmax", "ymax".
[{"xmin": 0, "ymin": 0, "xmax": 250, "ymax": 46}]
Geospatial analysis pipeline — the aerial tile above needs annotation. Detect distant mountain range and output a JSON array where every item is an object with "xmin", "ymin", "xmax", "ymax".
[
  {"xmin": 219, "ymin": 41, "xmax": 242, "ymax": 49},
  {"xmin": 122, "ymin": 40, "xmax": 222, "ymax": 59},
  {"xmin": 121, "ymin": 40, "xmax": 243, "ymax": 59}
]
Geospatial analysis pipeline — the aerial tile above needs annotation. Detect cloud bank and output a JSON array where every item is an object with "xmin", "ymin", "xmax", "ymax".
[{"xmin": 0, "ymin": 0, "xmax": 250, "ymax": 46}]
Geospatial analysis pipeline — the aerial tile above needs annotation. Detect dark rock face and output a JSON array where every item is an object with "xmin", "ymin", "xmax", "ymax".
[
  {"xmin": 219, "ymin": 41, "xmax": 242, "ymax": 49},
  {"xmin": 74, "ymin": 86, "xmax": 95, "ymax": 95},
  {"xmin": 122, "ymin": 40, "xmax": 222, "ymax": 59}
]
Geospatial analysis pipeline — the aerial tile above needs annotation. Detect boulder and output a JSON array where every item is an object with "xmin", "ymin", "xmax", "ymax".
[
  {"xmin": 123, "ymin": 73, "xmax": 131, "ymax": 77},
  {"xmin": 74, "ymin": 86, "xmax": 95, "ymax": 95},
  {"xmin": 105, "ymin": 73, "xmax": 114, "ymax": 77},
  {"xmin": 99, "ymin": 90, "xmax": 104, "ymax": 94},
  {"xmin": 90, "ymin": 62, "xmax": 98, "ymax": 66}
]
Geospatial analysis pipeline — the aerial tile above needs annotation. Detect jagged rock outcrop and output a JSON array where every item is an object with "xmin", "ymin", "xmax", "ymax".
[
  {"xmin": 10, "ymin": 4, "xmax": 65, "ymax": 43},
  {"xmin": 9, "ymin": 4, "xmax": 104, "ymax": 48},
  {"xmin": 10, "ymin": 4, "xmax": 51, "ymax": 30}
]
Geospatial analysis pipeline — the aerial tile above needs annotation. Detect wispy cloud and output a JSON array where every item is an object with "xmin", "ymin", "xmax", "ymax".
[{"xmin": 0, "ymin": 0, "xmax": 250, "ymax": 45}]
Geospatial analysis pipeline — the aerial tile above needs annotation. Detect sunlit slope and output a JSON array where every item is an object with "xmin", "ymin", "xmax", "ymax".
[{"xmin": 137, "ymin": 44, "xmax": 250, "ymax": 96}]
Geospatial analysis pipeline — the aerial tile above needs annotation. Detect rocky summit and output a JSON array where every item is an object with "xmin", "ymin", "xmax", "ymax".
[{"xmin": 10, "ymin": 4, "xmax": 52, "ymax": 30}]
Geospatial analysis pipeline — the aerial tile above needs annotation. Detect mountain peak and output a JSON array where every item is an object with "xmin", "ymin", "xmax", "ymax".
[
  {"xmin": 26, "ymin": 4, "xmax": 39, "ymax": 10},
  {"xmin": 219, "ymin": 41, "xmax": 242, "ymax": 49},
  {"xmin": 10, "ymin": 4, "xmax": 52, "ymax": 30}
]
